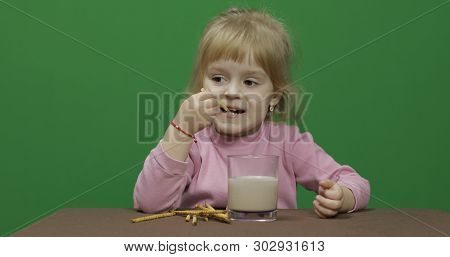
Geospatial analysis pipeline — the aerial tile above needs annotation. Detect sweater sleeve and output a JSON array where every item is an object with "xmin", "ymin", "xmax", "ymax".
[
  {"xmin": 287, "ymin": 130, "xmax": 370, "ymax": 213},
  {"xmin": 133, "ymin": 139, "xmax": 199, "ymax": 213}
]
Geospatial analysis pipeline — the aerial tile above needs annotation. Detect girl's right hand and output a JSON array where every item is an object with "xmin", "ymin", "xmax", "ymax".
[{"xmin": 172, "ymin": 90, "xmax": 222, "ymax": 135}]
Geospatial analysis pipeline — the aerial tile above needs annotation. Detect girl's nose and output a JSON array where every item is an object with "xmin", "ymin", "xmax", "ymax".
[{"xmin": 224, "ymin": 81, "xmax": 241, "ymax": 99}]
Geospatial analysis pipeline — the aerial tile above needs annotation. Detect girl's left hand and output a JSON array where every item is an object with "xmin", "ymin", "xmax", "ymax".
[{"xmin": 313, "ymin": 179, "xmax": 344, "ymax": 218}]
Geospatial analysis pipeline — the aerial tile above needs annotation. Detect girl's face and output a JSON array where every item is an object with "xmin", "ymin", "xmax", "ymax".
[{"xmin": 203, "ymin": 55, "xmax": 280, "ymax": 137}]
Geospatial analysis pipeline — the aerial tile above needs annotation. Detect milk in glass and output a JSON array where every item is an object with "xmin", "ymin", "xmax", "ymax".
[{"xmin": 228, "ymin": 176, "xmax": 278, "ymax": 212}]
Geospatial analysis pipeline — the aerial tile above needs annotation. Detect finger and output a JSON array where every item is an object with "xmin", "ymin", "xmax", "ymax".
[
  {"xmin": 202, "ymin": 98, "xmax": 220, "ymax": 108},
  {"xmin": 205, "ymin": 106, "xmax": 222, "ymax": 116},
  {"xmin": 198, "ymin": 91, "xmax": 218, "ymax": 101},
  {"xmin": 319, "ymin": 179, "xmax": 335, "ymax": 189},
  {"xmin": 318, "ymin": 186, "xmax": 325, "ymax": 197},
  {"xmin": 320, "ymin": 188, "xmax": 342, "ymax": 201},
  {"xmin": 314, "ymin": 207, "xmax": 327, "ymax": 219},
  {"xmin": 318, "ymin": 185, "xmax": 327, "ymax": 197},
  {"xmin": 314, "ymin": 200, "xmax": 338, "ymax": 217},
  {"xmin": 198, "ymin": 107, "xmax": 219, "ymax": 121},
  {"xmin": 313, "ymin": 200, "xmax": 338, "ymax": 217},
  {"xmin": 321, "ymin": 187, "xmax": 343, "ymax": 200},
  {"xmin": 216, "ymin": 99, "xmax": 229, "ymax": 111},
  {"xmin": 316, "ymin": 195, "xmax": 342, "ymax": 210}
]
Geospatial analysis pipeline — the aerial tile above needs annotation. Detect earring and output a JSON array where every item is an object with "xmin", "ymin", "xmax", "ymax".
[{"xmin": 269, "ymin": 105, "xmax": 274, "ymax": 112}]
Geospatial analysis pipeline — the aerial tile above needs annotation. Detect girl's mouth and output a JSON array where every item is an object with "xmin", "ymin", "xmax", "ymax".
[
  {"xmin": 221, "ymin": 107, "xmax": 246, "ymax": 114},
  {"xmin": 220, "ymin": 106, "xmax": 246, "ymax": 119}
]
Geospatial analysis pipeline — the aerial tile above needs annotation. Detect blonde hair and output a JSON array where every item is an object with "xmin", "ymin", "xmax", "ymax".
[{"xmin": 187, "ymin": 7, "xmax": 299, "ymax": 123}]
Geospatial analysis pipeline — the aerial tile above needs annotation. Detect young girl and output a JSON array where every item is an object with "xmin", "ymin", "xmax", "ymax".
[{"xmin": 133, "ymin": 7, "xmax": 370, "ymax": 218}]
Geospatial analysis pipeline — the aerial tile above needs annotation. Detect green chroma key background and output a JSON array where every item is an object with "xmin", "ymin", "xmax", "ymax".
[{"xmin": 1, "ymin": 0, "xmax": 449, "ymax": 236}]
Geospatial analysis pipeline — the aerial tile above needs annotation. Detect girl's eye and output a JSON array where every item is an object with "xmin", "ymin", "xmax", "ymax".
[
  {"xmin": 211, "ymin": 75, "xmax": 225, "ymax": 83},
  {"xmin": 244, "ymin": 79, "xmax": 258, "ymax": 87}
]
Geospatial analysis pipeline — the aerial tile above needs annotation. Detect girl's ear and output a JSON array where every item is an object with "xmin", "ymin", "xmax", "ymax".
[{"xmin": 269, "ymin": 92, "xmax": 282, "ymax": 107}]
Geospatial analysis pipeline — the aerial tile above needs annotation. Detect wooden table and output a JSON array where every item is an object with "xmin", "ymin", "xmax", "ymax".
[{"xmin": 12, "ymin": 208, "xmax": 450, "ymax": 237}]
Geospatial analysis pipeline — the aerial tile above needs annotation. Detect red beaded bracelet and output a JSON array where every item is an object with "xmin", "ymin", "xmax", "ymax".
[{"xmin": 169, "ymin": 120, "xmax": 197, "ymax": 143}]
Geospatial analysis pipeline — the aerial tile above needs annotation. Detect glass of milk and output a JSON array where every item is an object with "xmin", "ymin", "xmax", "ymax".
[{"xmin": 227, "ymin": 154, "xmax": 279, "ymax": 221}]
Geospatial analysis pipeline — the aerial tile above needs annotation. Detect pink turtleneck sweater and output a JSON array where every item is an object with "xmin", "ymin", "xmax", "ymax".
[{"xmin": 133, "ymin": 121, "xmax": 370, "ymax": 213}]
